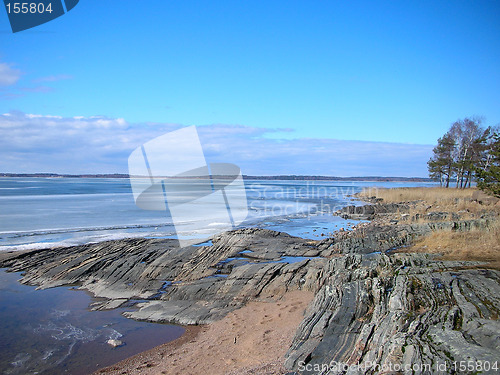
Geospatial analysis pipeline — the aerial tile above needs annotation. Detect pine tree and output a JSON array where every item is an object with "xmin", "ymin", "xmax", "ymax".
[
  {"xmin": 428, "ymin": 132, "xmax": 455, "ymax": 187},
  {"xmin": 476, "ymin": 133, "xmax": 500, "ymax": 197}
]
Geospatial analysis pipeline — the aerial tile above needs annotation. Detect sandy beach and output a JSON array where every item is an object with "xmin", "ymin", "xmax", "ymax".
[{"xmin": 94, "ymin": 290, "xmax": 313, "ymax": 375}]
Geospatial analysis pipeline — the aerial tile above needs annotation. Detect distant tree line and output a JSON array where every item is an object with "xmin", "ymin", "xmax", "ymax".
[{"xmin": 428, "ymin": 117, "xmax": 500, "ymax": 196}]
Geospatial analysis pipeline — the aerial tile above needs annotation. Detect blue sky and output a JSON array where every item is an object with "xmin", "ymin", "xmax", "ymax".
[{"xmin": 0, "ymin": 1, "xmax": 499, "ymax": 176}]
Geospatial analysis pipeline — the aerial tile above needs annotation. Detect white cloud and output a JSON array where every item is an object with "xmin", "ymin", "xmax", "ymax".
[
  {"xmin": 0, "ymin": 63, "xmax": 22, "ymax": 86},
  {"xmin": 0, "ymin": 111, "xmax": 433, "ymax": 176}
]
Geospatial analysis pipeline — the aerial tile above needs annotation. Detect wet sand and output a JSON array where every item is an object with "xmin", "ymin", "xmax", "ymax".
[{"xmin": 94, "ymin": 290, "xmax": 313, "ymax": 375}]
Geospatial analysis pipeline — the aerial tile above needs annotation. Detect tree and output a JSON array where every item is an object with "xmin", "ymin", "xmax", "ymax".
[
  {"xmin": 428, "ymin": 117, "xmax": 486, "ymax": 188},
  {"xmin": 449, "ymin": 117, "xmax": 484, "ymax": 188},
  {"xmin": 476, "ymin": 132, "xmax": 500, "ymax": 197},
  {"xmin": 427, "ymin": 132, "xmax": 455, "ymax": 187}
]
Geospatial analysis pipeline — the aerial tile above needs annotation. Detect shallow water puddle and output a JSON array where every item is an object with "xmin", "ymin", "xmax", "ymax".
[{"xmin": 0, "ymin": 269, "xmax": 184, "ymax": 375}]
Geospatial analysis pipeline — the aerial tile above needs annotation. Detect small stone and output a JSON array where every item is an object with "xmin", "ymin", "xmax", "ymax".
[{"xmin": 107, "ymin": 339, "xmax": 123, "ymax": 347}]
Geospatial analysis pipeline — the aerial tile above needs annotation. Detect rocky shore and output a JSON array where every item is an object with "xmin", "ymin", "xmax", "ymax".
[{"xmin": 1, "ymin": 195, "xmax": 499, "ymax": 374}]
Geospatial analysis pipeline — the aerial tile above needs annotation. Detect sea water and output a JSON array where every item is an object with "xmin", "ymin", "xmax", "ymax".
[{"xmin": 0, "ymin": 177, "xmax": 438, "ymax": 250}]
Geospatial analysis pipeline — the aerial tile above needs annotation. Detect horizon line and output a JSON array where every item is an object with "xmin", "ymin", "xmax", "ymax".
[{"xmin": 0, "ymin": 172, "xmax": 433, "ymax": 181}]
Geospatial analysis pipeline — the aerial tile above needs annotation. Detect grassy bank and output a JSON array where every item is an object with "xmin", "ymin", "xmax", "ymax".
[{"xmin": 360, "ymin": 187, "xmax": 500, "ymax": 269}]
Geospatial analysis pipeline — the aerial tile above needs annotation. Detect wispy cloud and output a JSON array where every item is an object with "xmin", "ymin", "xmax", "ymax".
[
  {"xmin": 20, "ymin": 86, "xmax": 54, "ymax": 93},
  {"xmin": 198, "ymin": 127, "xmax": 433, "ymax": 177},
  {"xmin": 0, "ymin": 62, "xmax": 22, "ymax": 86},
  {"xmin": 33, "ymin": 74, "xmax": 73, "ymax": 83},
  {"xmin": 0, "ymin": 61, "xmax": 72, "ymax": 99},
  {"xmin": 0, "ymin": 111, "xmax": 433, "ymax": 176}
]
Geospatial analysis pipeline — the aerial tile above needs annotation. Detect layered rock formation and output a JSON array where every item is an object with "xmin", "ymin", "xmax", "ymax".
[
  {"xmin": 285, "ymin": 253, "xmax": 500, "ymax": 374},
  {"xmin": 0, "ymin": 229, "xmax": 326, "ymax": 324}
]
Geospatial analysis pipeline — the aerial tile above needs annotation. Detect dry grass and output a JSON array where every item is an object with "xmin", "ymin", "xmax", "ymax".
[
  {"xmin": 360, "ymin": 187, "xmax": 498, "ymax": 220},
  {"xmin": 408, "ymin": 220, "xmax": 500, "ymax": 269},
  {"xmin": 360, "ymin": 187, "xmax": 500, "ymax": 269},
  {"xmin": 359, "ymin": 186, "xmax": 476, "ymax": 204}
]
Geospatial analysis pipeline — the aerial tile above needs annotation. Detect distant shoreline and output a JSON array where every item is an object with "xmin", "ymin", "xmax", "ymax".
[{"xmin": 0, "ymin": 173, "xmax": 433, "ymax": 182}]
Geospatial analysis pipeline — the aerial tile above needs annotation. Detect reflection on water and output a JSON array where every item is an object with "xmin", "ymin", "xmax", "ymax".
[{"xmin": 0, "ymin": 269, "xmax": 184, "ymax": 375}]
